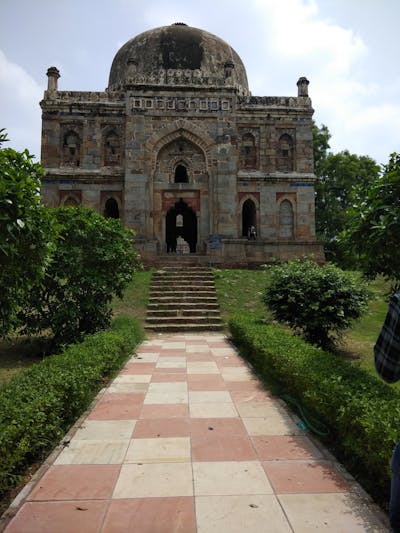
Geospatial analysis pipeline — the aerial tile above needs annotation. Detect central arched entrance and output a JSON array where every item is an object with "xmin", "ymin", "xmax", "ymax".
[{"xmin": 166, "ymin": 199, "xmax": 197, "ymax": 253}]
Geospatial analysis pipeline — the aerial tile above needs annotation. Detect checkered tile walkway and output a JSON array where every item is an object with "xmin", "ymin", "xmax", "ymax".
[{"xmin": 3, "ymin": 334, "xmax": 389, "ymax": 532}]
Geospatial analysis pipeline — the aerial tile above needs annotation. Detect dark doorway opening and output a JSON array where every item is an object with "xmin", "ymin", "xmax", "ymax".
[
  {"xmin": 174, "ymin": 164, "xmax": 188, "ymax": 183},
  {"xmin": 104, "ymin": 198, "xmax": 119, "ymax": 219},
  {"xmin": 166, "ymin": 199, "xmax": 197, "ymax": 253},
  {"xmin": 242, "ymin": 199, "xmax": 256, "ymax": 237}
]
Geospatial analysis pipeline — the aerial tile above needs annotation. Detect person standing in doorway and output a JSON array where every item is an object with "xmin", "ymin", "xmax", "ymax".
[
  {"xmin": 374, "ymin": 290, "xmax": 400, "ymax": 532},
  {"xmin": 248, "ymin": 225, "xmax": 257, "ymax": 240}
]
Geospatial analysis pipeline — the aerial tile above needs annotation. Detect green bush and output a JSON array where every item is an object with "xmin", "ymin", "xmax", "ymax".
[
  {"xmin": 229, "ymin": 312, "xmax": 399, "ymax": 504},
  {"xmin": 0, "ymin": 315, "xmax": 143, "ymax": 497},
  {"xmin": 0, "ymin": 134, "xmax": 56, "ymax": 337},
  {"xmin": 20, "ymin": 207, "xmax": 141, "ymax": 348},
  {"xmin": 264, "ymin": 259, "xmax": 369, "ymax": 348}
]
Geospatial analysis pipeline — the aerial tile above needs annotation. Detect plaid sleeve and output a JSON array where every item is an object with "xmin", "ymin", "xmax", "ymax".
[{"xmin": 374, "ymin": 292, "xmax": 400, "ymax": 383}]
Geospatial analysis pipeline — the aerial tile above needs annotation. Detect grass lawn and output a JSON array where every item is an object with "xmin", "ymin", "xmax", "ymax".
[
  {"xmin": 111, "ymin": 268, "xmax": 153, "ymax": 327},
  {"xmin": 0, "ymin": 338, "xmax": 43, "ymax": 385}
]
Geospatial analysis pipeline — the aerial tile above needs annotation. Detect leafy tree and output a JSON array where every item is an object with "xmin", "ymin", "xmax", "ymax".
[
  {"xmin": 20, "ymin": 207, "xmax": 141, "ymax": 348},
  {"xmin": 342, "ymin": 152, "xmax": 400, "ymax": 291},
  {"xmin": 312, "ymin": 123, "xmax": 380, "ymax": 265},
  {"xmin": 264, "ymin": 259, "xmax": 369, "ymax": 349},
  {"xmin": 312, "ymin": 122, "xmax": 331, "ymax": 177},
  {"xmin": 0, "ymin": 130, "xmax": 56, "ymax": 336}
]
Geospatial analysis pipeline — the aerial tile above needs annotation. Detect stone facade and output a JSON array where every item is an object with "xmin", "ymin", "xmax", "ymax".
[{"xmin": 40, "ymin": 23, "xmax": 324, "ymax": 264}]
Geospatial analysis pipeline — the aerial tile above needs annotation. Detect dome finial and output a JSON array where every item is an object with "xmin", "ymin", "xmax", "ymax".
[{"xmin": 172, "ymin": 22, "xmax": 188, "ymax": 26}]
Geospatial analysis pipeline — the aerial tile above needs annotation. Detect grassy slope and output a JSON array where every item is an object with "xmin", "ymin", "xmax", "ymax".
[
  {"xmin": 214, "ymin": 268, "xmax": 394, "ymax": 382},
  {"xmin": 111, "ymin": 269, "xmax": 153, "ymax": 327},
  {"xmin": 213, "ymin": 268, "xmax": 270, "ymax": 323}
]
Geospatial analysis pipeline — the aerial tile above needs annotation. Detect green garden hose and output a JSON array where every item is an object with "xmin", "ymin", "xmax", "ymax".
[{"xmin": 281, "ymin": 394, "xmax": 329, "ymax": 437}]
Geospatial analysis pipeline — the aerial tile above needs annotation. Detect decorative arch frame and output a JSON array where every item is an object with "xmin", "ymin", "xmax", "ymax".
[
  {"xmin": 276, "ymin": 132, "xmax": 295, "ymax": 172},
  {"xmin": 145, "ymin": 119, "xmax": 215, "ymax": 174},
  {"xmin": 61, "ymin": 129, "xmax": 82, "ymax": 167},
  {"xmin": 59, "ymin": 190, "xmax": 82, "ymax": 207},
  {"xmin": 240, "ymin": 132, "xmax": 258, "ymax": 169},
  {"xmin": 276, "ymin": 195, "xmax": 296, "ymax": 240},
  {"xmin": 101, "ymin": 125, "xmax": 122, "ymax": 167}
]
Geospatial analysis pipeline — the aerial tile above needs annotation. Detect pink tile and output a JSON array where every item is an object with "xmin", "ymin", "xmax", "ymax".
[
  {"xmin": 138, "ymin": 346, "xmax": 161, "ymax": 353},
  {"xmin": 188, "ymin": 380, "xmax": 226, "ymax": 391},
  {"xmin": 185, "ymin": 354, "xmax": 214, "ymax": 361},
  {"xmin": 133, "ymin": 418, "xmax": 190, "ymax": 438},
  {"xmin": 208, "ymin": 342, "xmax": 230, "ymax": 348},
  {"xmin": 151, "ymin": 373, "xmax": 187, "ymax": 382},
  {"xmin": 88, "ymin": 393, "xmax": 144, "ymax": 420},
  {"xmin": 121, "ymin": 363, "xmax": 156, "ymax": 374},
  {"xmin": 28, "ymin": 465, "xmax": 120, "ymax": 501},
  {"xmin": 140, "ymin": 404, "xmax": 189, "ymax": 419},
  {"xmin": 5, "ymin": 501, "xmax": 107, "ymax": 533},
  {"xmin": 225, "ymin": 381, "xmax": 266, "ymax": 391},
  {"xmin": 189, "ymin": 418, "xmax": 248, "ymax": 436},
  {"xmin": 263, "ymin": 461, "xmax": 351, "ymax": 493},
  {"xmin": 187, "ymin": 374, "xmax": 225, "ymax": 384},
  {"xmin": 102, "ymin": 497, "xmax": 196, "ymax": 533},
  {"xmin": 191, "ymin": 433, "xmax": 257, "ymax": 461},
  {"xmin": 216, "ymin": 357, "xmax": 247, "ymax": 367},
  {"xmin": 159, "ymin": 349, "xmax": 187, "ymax": 356},
  {"xmin": 153, "ymin": 367, "xmax": 187, "ymax": 374},
  {"xmin": 252, "ymin": 436, "xmax": 323, "ymax": 460}
]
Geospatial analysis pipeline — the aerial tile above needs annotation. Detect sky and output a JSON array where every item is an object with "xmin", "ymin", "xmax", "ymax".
[{"xmin": 0, "ymin": 0, "xmax": 399, "ymax": 166}]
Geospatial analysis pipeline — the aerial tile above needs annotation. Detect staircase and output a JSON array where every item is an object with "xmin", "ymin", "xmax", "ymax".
[{"xmin": 145, "ymin": 266, "xmax": 224, "ymax": 332}]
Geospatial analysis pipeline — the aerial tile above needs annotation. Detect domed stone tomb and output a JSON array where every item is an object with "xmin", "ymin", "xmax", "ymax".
[{"xmin": 40, "ymin": 23, "xmax": 324, "ymax": 264}]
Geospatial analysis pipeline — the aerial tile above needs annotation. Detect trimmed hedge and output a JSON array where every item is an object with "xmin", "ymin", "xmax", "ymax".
[
  {"xmin": 229, "ymin": 312, "xmax": 400, "ymax": 504},
  {"xmin": 0, "ymin": 315, "xmax": 144, "ymax": 497}
]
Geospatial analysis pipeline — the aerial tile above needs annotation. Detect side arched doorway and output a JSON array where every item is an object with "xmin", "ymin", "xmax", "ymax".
[
  {"xmin": 104, "ymin": 197, "xmax": 119, "ymax": 219},
  {"xmin": 242, "ymin": 198, "xmax": 257, "ymax": 237},
  {"xmin": 166, "ymin": 199, "xmax": 197, "ymax": 253}
]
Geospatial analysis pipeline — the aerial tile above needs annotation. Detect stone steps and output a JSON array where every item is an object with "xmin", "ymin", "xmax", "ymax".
[
  {"xmin": 148, "ymin": 302, "xmax": 219, "ymax": 310},
  {"xmin": 145, "ymin": 265, "xmax": 224, "ymax": 332},
  {"xmin": 148, "ymin": 296, "xmax": 218, "ymax": 305},
  {"xmin": 147, "ymin": 309, "xmax": 221, "ymax": 318}
]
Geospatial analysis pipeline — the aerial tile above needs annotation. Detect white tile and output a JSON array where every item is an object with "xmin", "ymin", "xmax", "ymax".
[
  {"xmin": 196, "ymin": 495, "xmax": 291, "ymax": 533},
  {"xmin": 193, "ymin": 461, "xmax": 273, "ymax": 495},
  {"xmin": 55, "ymin": 440, "xmax": 129, "ymax": 464},
  {"xmin": 73, "ymin": 420, "xmax": 136, "ymax": 440},
  {"xmin": 125, "ymin": 437, "xmax": 191, "ymax": 463},
  {"xmin": 278, "ymin": 493, "xmax": 388, "ymax": 532},
  {"xmin": 189, "ymin": 391, "xmax": 232, "ymax": 403},
  {"xmin": 189, "ymin": 402, "xmax": 238, "ymax": 418},
  {"xmin": 144, "ymin": 391, "xmax": 188, "ymax": 404},
  {"xmin": 113, "ymin": 463, "xmax": 193, "ymax": 498}
]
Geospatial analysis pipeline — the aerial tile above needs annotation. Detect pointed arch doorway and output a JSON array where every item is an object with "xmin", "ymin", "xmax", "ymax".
[
  {"xmin": 166, "ymin": 199, "xmax": 197, "ymax": 253},
  {"xmin": 242, "ymin": 198, "xmax": 257, "ymax": 237}
]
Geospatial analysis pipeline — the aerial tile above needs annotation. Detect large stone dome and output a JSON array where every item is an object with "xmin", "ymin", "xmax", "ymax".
[{"xmin": 108, "ymin": 23, "xmax": 249, "ymax": 95}]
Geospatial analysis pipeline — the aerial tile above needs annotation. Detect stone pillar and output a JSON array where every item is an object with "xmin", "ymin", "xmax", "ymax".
[
  {"xmin": 46, "ymin": 67, "xmax": 60, "ymax": 93},
  {"xmin": 297, "ymin": 76, "xmax": 309, "ymax": 97}
]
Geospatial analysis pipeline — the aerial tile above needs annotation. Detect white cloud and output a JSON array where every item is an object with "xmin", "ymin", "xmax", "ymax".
[
  {"xmin": 246, "ymin": 0, "xmax": 396, "ymax": 164},
  {"xmin": 0, "ymin": 50, "xmax": 43, "ymax": 158}
]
